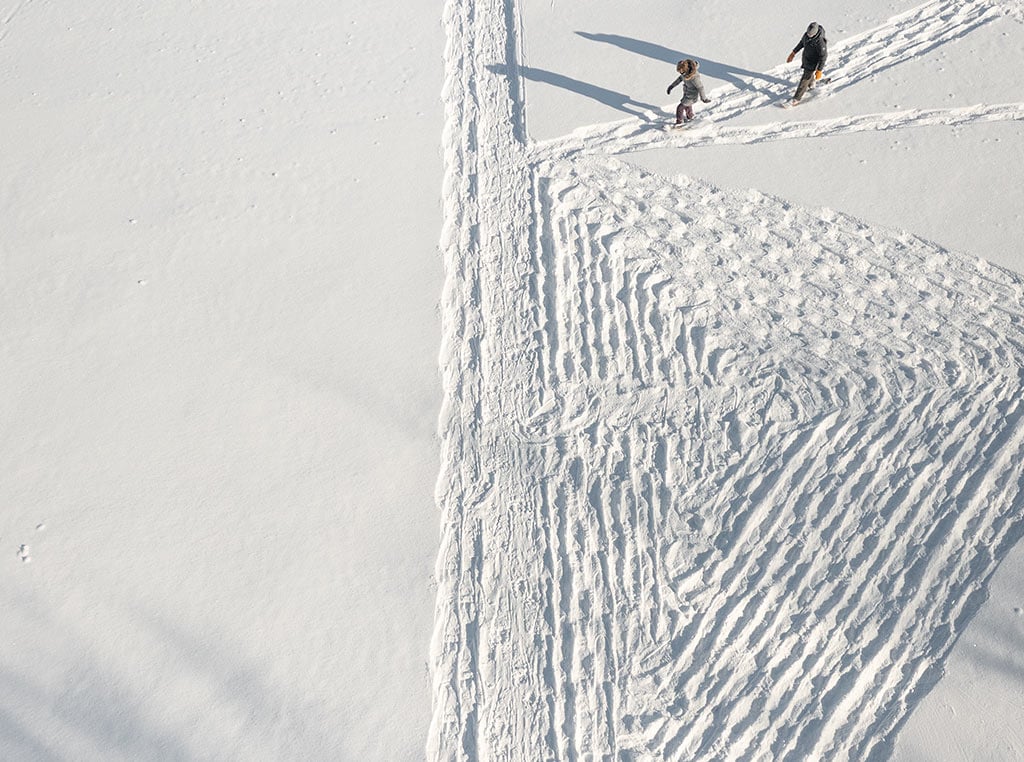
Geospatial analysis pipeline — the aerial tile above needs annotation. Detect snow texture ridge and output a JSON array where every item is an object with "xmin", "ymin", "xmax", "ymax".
[{"xmin": 432, "ymin": 0, "xmax": 1024, "ymax": 759}]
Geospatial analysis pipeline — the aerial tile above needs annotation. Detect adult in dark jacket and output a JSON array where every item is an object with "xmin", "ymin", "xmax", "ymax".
[{"xmin": 786, "ymin": 22, "xmax": 828, "ymax": 104}]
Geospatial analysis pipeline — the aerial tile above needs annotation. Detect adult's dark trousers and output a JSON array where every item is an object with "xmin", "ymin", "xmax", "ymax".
[{"xmin": 794, "ymin": 69, "xmax": 816, "ymax": 101}]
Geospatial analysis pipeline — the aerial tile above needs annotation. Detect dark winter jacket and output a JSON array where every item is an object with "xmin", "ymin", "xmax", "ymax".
[{"xmin": 793, "ymin": 27, "xmax": 828, "ymax": 72}]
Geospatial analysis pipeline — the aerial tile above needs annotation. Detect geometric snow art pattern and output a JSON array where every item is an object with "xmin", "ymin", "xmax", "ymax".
[{"xmin": 431, "ymin": 0, "xmax": 1024, "ymax": 760}]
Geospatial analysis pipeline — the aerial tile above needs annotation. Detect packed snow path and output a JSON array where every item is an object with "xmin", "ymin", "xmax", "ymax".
[{"xmin": 431, "ymin": 0, "xmax": 1024, "ymax": 760}]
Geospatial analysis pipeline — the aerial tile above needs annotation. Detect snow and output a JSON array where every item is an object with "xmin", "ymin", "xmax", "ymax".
[
  {"xmin": 1, "ymin": 1, "xmax": 442, "ymax": 759},
  {"xmin": 2, "ymin": 0, "xmax": 1023, "ymax": 760}
]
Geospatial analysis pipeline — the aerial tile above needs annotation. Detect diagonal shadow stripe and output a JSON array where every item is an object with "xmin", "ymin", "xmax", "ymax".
[{"xmin": 576, "ymin": 31, "xmax": 790, "ymax": 90}]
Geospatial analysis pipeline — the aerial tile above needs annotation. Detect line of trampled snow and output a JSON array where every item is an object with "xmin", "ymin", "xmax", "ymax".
[
  {"xmin": 431, "ymin": 0, "xmax": 540, "ymax": 757},
  {"xmin": 538, "ymin": 102, "xmax": 1024, "ymax": 158},
  {"xmin": 532, "ymin": 0, "xmax": 1008, "ymax": 160}
]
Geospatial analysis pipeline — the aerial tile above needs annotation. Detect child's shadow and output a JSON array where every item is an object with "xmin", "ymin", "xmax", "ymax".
[
  {"xmin": 489, "ymin": 64, "xmax": 661, "ymax": 119},
  {"xmin": 576, "ymin": 31, "xmax": 789, "ymax": 91}
]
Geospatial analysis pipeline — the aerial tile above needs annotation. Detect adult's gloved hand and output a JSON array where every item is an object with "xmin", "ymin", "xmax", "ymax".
[
  {"xmin": 787, "ymin": 51, "xmax": 795, "ymax": 63},
  {"xmin": 702, "ymin": 97, "xmax": 711, "ymax": 103},
  {"xmin": 666, "ymin": 86, "xmax": 673, "ymax": 95},
  {"xmin": 814, "ymin": 70, "xmax": 822, "ymax": 80}
]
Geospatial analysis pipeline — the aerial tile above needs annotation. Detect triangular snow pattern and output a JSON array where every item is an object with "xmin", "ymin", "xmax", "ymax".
[
  {"xmin": 450, "ymin": 155, "xmax": 1024, "ymax": 761},
  {"xmin": 430, "ymin": 0, "xmax": 1024, "ymax": 759}
]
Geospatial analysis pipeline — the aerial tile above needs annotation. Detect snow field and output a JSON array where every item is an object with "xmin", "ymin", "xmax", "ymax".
[
  {"xmin": 3, "ymin": 0, "xmax": 1022, "ymax": 757},
  {"xmin": 432, "ymin": 0, "xmax": 1024, "ymax": 758},
  {"xmin": 2, "ymin": 0, "xmax": 443, "ymax": 758}
]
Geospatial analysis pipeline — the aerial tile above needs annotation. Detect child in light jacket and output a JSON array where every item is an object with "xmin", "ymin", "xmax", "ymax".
[{"xmin": 667, "ymin": 59, "xmax": 711, "ymax": 124}]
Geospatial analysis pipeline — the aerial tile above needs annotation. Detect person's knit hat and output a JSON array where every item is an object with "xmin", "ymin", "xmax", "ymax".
[{"xmin": 806, "ymin": 22, "xmax": 820, "ymax": 38}]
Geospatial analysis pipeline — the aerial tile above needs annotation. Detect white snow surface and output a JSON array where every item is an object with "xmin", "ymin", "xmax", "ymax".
[
  {"xmin": 3, "ymin": 0, "xmax": 1024, "ymax": 760},
  {"xmin": 2, "ymin": 1, "xmax": 442, "ymax": 759}
]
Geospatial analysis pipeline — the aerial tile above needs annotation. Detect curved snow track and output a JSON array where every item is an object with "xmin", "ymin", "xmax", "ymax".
[{"xmin": 431, "ymin": 0, "xmax": 1024, "ymax": 760}]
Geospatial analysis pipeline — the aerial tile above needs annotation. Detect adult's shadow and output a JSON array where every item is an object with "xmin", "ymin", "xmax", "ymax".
[
  {"xmin": 489, "ymin": 63, "xmax": 661, "ymax": 120},
  {"xmin": 576, "ymin": 31, "xmax": 789, "ymax": 92}
]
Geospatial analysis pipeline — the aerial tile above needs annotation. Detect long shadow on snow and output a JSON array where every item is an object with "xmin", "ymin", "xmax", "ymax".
[
  {"xmin": 490, "ymin": 63, "xmax": 661, "ymax": 120},
  {"xmin": 576, "ymin": 31, "xmax": 790, "ymax": 93}
]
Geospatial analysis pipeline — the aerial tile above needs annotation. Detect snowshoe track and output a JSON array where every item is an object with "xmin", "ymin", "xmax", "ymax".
[{"xmin": 431, "ymin": 0, "xmax": 1024, "ymax": 759}]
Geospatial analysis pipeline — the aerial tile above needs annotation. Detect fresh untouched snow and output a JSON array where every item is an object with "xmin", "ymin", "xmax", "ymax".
[{"xmin": 1, "ymin": 1, "xmax": 442, "ymax": 759}]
